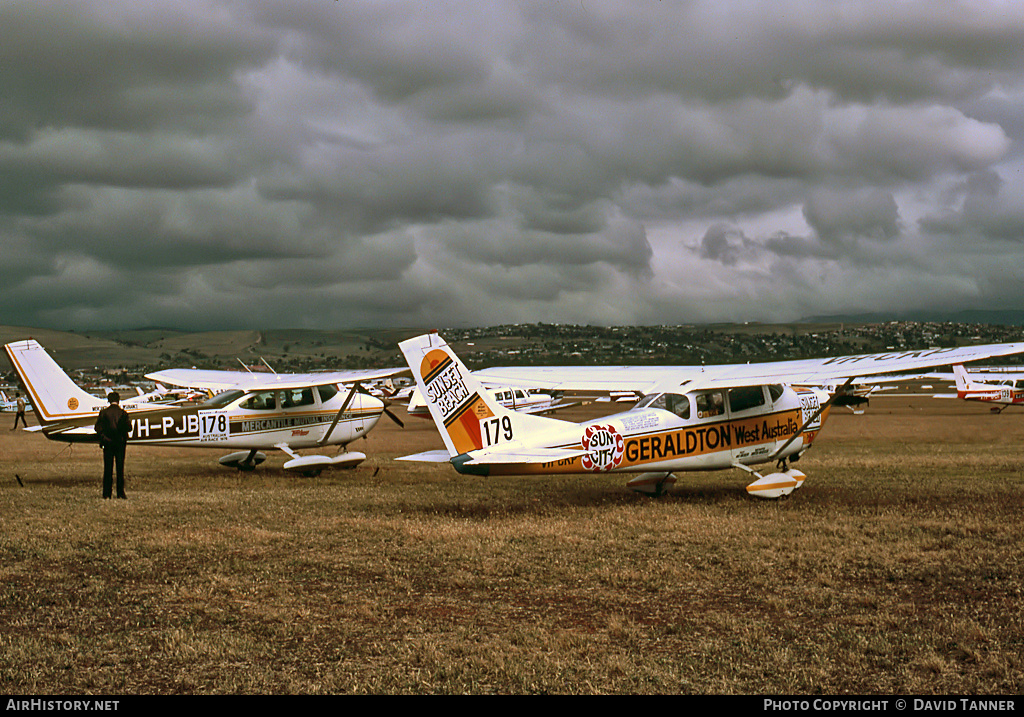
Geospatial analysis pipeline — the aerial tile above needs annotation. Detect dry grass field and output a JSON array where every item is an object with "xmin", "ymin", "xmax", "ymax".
[{"xmin": 1, "ymin": 392, "xmax": 1022, "ymax": 694}]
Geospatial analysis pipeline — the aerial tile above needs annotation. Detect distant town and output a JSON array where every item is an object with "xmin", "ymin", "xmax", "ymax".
[{"xmin": 4, "ymin": 320, "xmax": 1023, "ymax": 399}]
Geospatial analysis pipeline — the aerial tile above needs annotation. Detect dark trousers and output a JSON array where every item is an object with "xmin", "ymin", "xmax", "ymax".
[
  {"xmin": 12, "ymin": 411, "xmax": 26, "ymax": 429},
  {"xmin": 102, "ymin": 444, "xmax": 127, "ymax": 498}
]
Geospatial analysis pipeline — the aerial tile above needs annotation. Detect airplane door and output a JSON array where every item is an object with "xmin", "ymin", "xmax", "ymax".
[{"xmin": 724, "ymin": 385, "xmax": 773, "ymax": 465}]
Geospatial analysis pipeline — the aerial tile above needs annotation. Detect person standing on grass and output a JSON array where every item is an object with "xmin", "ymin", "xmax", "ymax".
[
  {"xmin": 94, "ymin": 392, "xmax": 131, "ymax": 499},
  {"xmin": 11, "ymin": 393, "xmax": 27, "ymax": 430}
]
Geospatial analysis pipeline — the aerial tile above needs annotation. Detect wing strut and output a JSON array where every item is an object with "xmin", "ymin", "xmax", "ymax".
[
  {"xmin": 320, "ymin": 383, "xmax": 360, "ymax": 446},
  {"xmin": 319, "ymin": 383, "xmax": 405, "ymax": 447},
  {"xmin": 769, "ymin": 378, "xmax": 851, "ymax": 462}
]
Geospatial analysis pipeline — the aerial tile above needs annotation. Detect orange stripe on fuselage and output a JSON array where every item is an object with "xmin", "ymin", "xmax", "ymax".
[{"xmin": 473, "ymin": 405, "xmax": 831, "ymax": 476}]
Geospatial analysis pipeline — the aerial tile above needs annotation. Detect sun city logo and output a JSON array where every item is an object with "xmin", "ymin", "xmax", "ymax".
[
  {"xmin": 67, "ymin": 397, "xmax": 79, "ymax": 411},
  {"xmin": 580, "ymin": 424, "xmax": 625, "ymax": 472}
]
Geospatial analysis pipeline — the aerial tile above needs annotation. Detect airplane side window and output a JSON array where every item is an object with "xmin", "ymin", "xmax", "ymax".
[
  {"xmin": 695, "ymin": 391, "xmax": 724, "ymax": 419},
  {"xmin": 729, "ymin": 385, "xmax": 766, "ymax": 413},
  {"xmin": 768, "ymin": 384, "xmax": 784, "ymax": 403},
  {"xmin": 283, "ymin": 388, "xmax": 315, "ymax": 408}
]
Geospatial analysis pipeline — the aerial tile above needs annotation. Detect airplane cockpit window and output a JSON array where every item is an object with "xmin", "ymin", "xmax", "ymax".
[
  {"xmin": 316, "ymin": 384, "xmax": 339, "ymax": 403},
  {"xmin": 768, "ymin": 384, "xmax": 784, "ymax": 403},
  {"xmin": 728, "ymin": 385, "xmax": 766, "ymax": 413},
  {"xmin": 695, "ymin": 391, "xmax": 725, "ymax": 419},
  {"xmin": 240, "ymin": 390, "xmax": 277, "ymax": 411},
  {"xmin": 1015, "ymin": 380, "xmax": 1024, "ymax": 390}
]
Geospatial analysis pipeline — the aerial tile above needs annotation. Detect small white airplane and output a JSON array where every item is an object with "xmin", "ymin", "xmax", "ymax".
[
  {"xmin": 0, "ymin": 390, "xmax": 17, "ymax": 412},
  {"xmin": 932, "ymin": 364, "xmax": 1024, "ymax": 412},
  {"xmin": 405, "ymin": 384, "xmax": 569, "ymax": 419},
  {"xmin": 397, "ymin": 333, "xmax": 1024, "ymax": 499},
  {"xmin": 4, "ymin": 339, "xmax": 406, "ymax": 475}
]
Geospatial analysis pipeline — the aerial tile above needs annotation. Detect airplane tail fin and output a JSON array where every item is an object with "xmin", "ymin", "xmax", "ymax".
[
  {"xmin": 398, "ymin": 333, "xmax": 567, "ymax": 457},
  {"xmin": 952, "ymin": 364, "xmax": 971, "ymax": 393},
  {"xmin": 3, "ymin": 340, "xmax": 108, "ymax": 425}
]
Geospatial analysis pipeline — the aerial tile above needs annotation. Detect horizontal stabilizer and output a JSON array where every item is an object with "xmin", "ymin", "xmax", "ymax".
[
  {"xmin": 40, "ymin": 424, "xmax": 94, "ymax": 436},
  {"xmin": 461, "ymin": 446, "xmax": 589, "ymax": 465},
  {"xmin": 397, "ymin": 450, "xmax": 454, "ymax": 463}
]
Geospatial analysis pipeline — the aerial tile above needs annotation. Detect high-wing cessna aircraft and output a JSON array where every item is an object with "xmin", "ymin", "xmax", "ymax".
[
  {"xmin": 398, "ymin": 333, "xmax": 1024, "ymax": 498},
  {"xmin": 4, "ymin": 339, "xmax": 406, "ymax": 475},
  {"xmin": 933, "ymin": 364, "xmax": 1024, "ymax": 412}
]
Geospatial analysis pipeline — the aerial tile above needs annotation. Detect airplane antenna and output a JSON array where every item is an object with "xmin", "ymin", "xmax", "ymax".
[
  {"xmin": 237, "ymin": 358, "xmax": 253, "ymax": 373},
  {"xmin": 260, "ymin": 357, "xmax": 278, "ymax": 374}
]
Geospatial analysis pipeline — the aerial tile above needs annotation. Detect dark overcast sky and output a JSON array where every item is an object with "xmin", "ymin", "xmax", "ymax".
[{"xmin": 2, "ymin": 0, "xmax": 1023, "ymax": 330}]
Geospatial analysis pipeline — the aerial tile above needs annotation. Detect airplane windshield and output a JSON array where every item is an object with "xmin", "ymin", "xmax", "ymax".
[
  {"xmin": 317, "ymin": 384, "xmax": 339, "ymax": 403},
  {"xmin": 240, "ymin": 390, "xmax": 277, "ymax": 411},
  {"xmin": 636, "ymin": 393, "xmax": 690, "ymax": 419},
  {"xmin": 198, "ymin": 389, "xmax": 246, "ymax": 409}
]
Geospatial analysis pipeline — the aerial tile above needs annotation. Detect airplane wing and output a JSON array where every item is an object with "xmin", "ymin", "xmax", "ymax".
[
  {"xmin": 474, "ymin": 344, "xmax": 1024, "ymax": 395},
  {"xmin": 145, "ymin": 367, "xmax": 408, "ymax": 392},
  {"xmin": 473, "ymin": 365, "xmax": 695, "ymax": 396}
]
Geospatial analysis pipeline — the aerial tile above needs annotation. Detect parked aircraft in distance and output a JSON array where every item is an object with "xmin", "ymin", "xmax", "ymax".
[
  {"xmin": 4, "ymin": 339, "xmax": 406, "ymax": 475},
  {"xmin": 398, "ymin": 333, "xmax": 1024, "ymax": 498},
  {"xmin": 405, "ymin": 384, "xmax": 569, "ymax": 419},
  {"xmin": 932, "ymin": 364, "xmax": 1024, "ymax": 412},
  {"xmin": 1, "ymin": 389, "xmax": 24, "ymax": 412}
]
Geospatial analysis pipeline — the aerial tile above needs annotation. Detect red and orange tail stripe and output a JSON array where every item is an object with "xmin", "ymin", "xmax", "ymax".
[{"xmin": 419, "ymin": 348, "xmax": 494, "ymax": 454}]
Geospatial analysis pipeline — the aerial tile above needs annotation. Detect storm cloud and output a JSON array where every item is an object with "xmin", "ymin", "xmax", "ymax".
[{"xmin": 1, "ymin": 0, "xmax": 1022, "ymax": 330}]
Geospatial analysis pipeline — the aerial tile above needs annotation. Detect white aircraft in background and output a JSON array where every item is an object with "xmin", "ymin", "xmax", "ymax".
[
  {"xmin": 398, "ymin": 333, "xmax": 1024, "ymax": 499},
  {"xmin": 404, "ymin": 384, "xmax": 569, "ymax": 419},
  {"xmin": 1, "ymin": 390, "xmax": 20, "ymax": 412},
  {"xmin": 931, "ymin": 364, "xmax": 1024, "ymax": 412},
  {"xmin": 4, "ymin": 339, "xmax": 406, "ymax": 475}
]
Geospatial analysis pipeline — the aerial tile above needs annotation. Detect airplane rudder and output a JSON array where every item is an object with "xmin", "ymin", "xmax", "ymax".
[
  {"xmin": 4, "ymin": 339, "xmax": 101, "ymax": 422},
  {"xmin": 400, "ymin": 333, "xmax": 506, "ymax": 454},
  {"xmin": 952, "ymin": 364, "xmax": 969, "ymax": 392}
]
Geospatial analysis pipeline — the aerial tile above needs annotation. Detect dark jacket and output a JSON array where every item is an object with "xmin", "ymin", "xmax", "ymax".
[{"xmin": 95, "ymin": 404, "xmax": 130, "ymax": 449}]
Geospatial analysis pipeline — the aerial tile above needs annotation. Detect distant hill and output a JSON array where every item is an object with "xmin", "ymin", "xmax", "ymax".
[
  {"xmin": 801, "ymin": 310, "xmax": 1024, "ymax": 326},
  {"xmin": 4, "ymin": 316, "xmax": 1024, "ymax": 376},
  {"xmin": 0, "ymin": 326, "xmax": 422, "ymax": 371}
]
